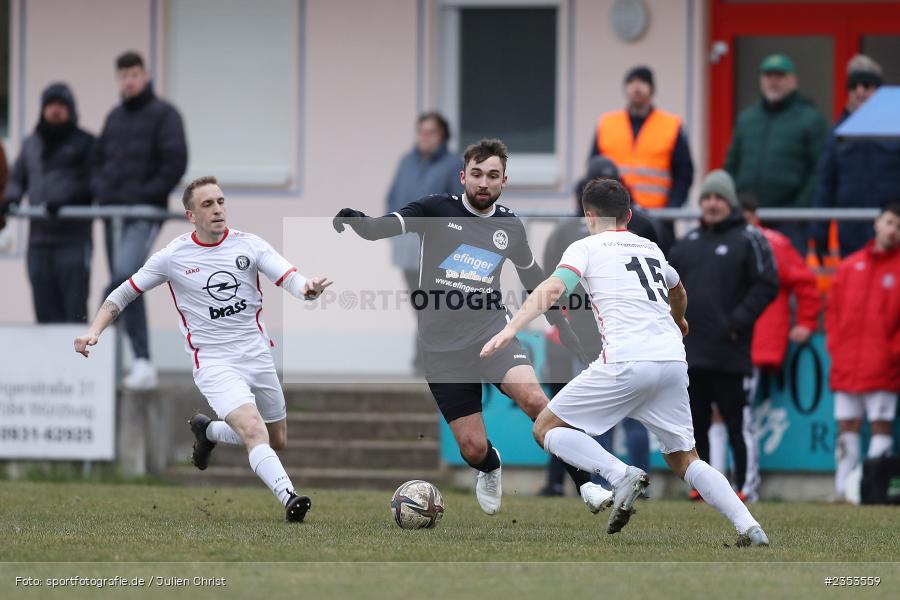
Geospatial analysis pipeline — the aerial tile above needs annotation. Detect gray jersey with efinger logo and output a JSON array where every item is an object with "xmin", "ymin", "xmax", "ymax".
[{"xmin": 392, "ymin": 193, "xmax": 537, "ymax": 352}]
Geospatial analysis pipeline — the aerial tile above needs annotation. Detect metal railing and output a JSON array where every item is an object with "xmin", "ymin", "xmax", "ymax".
[
  {"xmin": 10, "ymin": 205, "xmax": 882, "ymax": 224},
  {"xmin": 517, "ymin": 206, "xmax": 882, "ymax": 221}
]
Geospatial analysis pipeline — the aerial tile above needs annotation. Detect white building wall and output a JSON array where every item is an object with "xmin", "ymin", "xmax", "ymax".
[{"xmin": 0, "ymin": 0, "xmax": 706, "ymax": 376}]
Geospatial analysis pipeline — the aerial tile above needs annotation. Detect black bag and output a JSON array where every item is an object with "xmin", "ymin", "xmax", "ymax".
[{"xmin": 860, "ymin": 455, "xmax": 900, "ymax": 505}]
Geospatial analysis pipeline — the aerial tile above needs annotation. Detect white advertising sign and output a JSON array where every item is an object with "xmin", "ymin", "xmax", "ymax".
[{"xmin": 0, "ymin": 325, "xmax": 116, "ymax": 460}]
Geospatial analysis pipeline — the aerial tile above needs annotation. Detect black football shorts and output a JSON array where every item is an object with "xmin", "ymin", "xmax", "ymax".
[{"xmin": 423, "ymin": 337, "xmax": 533, "ymax": 423}]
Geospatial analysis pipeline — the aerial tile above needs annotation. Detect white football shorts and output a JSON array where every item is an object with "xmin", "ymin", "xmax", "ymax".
[
  {"xmin": 834, "ymin": 391, "xmax": 898, "ymax": 422},
  {"xmin": 193, "ymin": 354, "xmax": 287, "ymax": 422},
  {"xmin": 548, "ymin": 360, "xmax": 695, "ymax": 454}
]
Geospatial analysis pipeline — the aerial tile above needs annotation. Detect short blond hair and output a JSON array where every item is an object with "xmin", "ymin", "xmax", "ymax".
[{"xmin": 182, "ymin": 175, "xmax": 219, "ymax": 210}]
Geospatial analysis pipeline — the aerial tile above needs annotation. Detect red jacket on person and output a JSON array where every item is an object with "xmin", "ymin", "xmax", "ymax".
[
  {"xmin": 751, "ymin": 226, "xmax": 821, "ymax": 369},
  {"xmin": 826, "ymin": 241, "xmax": 900, "ymax": 393}
]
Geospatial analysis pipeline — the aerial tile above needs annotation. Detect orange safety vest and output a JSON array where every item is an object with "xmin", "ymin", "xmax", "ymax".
[{"xmin": 596, "ymin": 109, "xmax": 681, "ymax": 209}]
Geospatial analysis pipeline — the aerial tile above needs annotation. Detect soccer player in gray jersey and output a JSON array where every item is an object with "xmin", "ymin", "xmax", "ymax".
[{"xmin": 333, "ymin": 139, "xmax": 612, "ymax": 516}]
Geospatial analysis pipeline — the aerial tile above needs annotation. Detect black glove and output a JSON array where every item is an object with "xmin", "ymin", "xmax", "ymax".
[
  {"xmin": 0, "ymin": 200, "xmax": 14, "ymax": 217},
  {"xmin": 332, "ymin": 208, "xmax": 366, "ymax": 233},
  {"xmin": 546, "ymin": 308, "xmax": 592, "ymax": 365},
  {"xmin": 45, "ymin": 202, "xmax": 62, "ymax": 217}
]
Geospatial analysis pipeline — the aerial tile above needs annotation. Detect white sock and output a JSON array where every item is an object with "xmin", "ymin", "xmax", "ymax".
[
  {"xmin": 708, "ymin": 422, "xmax": 728, "ymax": 474},
  {"xmin": 684, "ymin": 459, "xmax": 758, "ymax": 533},
  {"xmin": 543, "ymin": 427, "xmax": 628, "ymax": 488},
  {"xmin": 248, "ymin": 443, "xmax": 294, "ymax": 506},
  {"xmin": 867, "ymin": 434, "xmax": 893, "ymax": 459},
  {"xmin": 206, "ymin": 421, "xmax": 243, "ymax": 445},
  {"xmin": 741, "ymin": 405, "xmax": 760, "ymax": 498},
  {"xmin": 835, "ymin": 431, "xmax": 860, "ymax": 497}
]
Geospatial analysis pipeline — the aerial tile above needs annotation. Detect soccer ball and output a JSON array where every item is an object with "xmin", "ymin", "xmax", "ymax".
[{"xmin": 390, "ymin": 480, "xmax": 444, "ymax": 529}]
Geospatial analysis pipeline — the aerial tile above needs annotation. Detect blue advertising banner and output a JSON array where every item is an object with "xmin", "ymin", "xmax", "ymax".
[{"xmin": 440, "ymin": 333, "xmax": 899, "ymax": 470}]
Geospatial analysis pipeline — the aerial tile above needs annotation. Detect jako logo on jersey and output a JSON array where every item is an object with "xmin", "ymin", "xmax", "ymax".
[
  {"xmin": 513, "ymin": 354, "xmax": 527, "ymax": 360},
  {"xmin": 203, "ymin": 271, "xmax": 241, "ymax": 301},
  {"xmin": 235, "ymin": 255, "xmax": 251, "ymax": 271},
  {"xmin": 438, "ymin": 244, "xmax": 502, "ymax": 279},
  {"xmin": 185, "ymin": 267, "xmax": 200, "ymax": 275},
  {"xmin": 715, "ymin": 244, "xmax": 729, "ymax": 256},
  {"xmin": 447, "ymin": 222, "xmax": 462, "ymax": 231},
  {"xmin": 209, "ymin": 299, "xmax": 248, "ymax": 320},
  {"xmin": 492, "ymin": 230, "xmax": 508, "ymax": 250}
]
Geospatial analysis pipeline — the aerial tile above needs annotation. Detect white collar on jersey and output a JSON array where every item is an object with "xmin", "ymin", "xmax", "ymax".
[{"xmin": 461, "ymin": 193, "xmax": 496, "ymax": 218}]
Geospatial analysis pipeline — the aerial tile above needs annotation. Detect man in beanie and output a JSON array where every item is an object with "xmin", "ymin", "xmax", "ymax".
[
  {"xmin": 669, "ymin": 170, "xmax": 778, "ymax": 498},
  {"xmin": 725, "ymin": 53, "xmax": 828, "ymax": 253},
  {"xmin": 92, "ymin": 51, "xmax": 188, "ymax": 390},
  {"xmin": 1, "ymin": 83, "xmax": 95, "ymax": 323},
  {"xmin": 813, "ymin": 55, "xmax": 900, "ymax": 257},
  {"xmin": 590, "ymin": 66, "xmax": 694, "ymax": 210}
]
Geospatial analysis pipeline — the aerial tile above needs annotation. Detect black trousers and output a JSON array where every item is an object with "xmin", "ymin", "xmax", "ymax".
[
  {"xmin": 689, "ymin": 368, "xmax": 747, "ymax": 489},
  {"xmin": 27, "ymin": 241, "xmax": 91, "ymax": 323}
]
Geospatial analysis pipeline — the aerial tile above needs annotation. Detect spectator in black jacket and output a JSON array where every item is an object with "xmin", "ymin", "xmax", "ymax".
[
  {"xmin": 93, "ymin": 51, "xmax": 188, "ymax": 390},
  {"xmin": 3, "ymin": 83, "xmax": 94, "ymax": 323},
  {"xmin": 813, "ymin": 55, "xmax": 900, "ymax": 257},
  {"xmin": 669, "ymin": 170, "xmax": 778, "ymax": 498}
]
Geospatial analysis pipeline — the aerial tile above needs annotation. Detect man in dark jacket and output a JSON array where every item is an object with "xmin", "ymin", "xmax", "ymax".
[
  {"xmin": 3, "ymin": 83, "xmax": 94, "ymax": 323},
  {"xmin": 93, "ymin": 51, "xmax": 188, "ymax": 389},
  {"xmin": 725, "ymin": 54, "xmax": 828, "ymax": 253},
  {"xmin": 813, "ymin": 55, "xmax": 900, "ymax": 257},
  {"xmin": 669, "ymin": 170, "xmax": 778, "ymax": 498}
]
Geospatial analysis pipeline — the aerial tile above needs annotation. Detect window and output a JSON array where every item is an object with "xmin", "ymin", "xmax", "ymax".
[
  {"xmin": 439, "ymin": 0, "xmax": 561, "ymax": 186},
  {"xmin": 166, "ymin": 0, "xmax": 298, "ymax": 188}
]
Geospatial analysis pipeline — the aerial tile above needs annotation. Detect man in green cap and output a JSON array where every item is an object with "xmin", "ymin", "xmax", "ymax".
[{"xmin": 725, "ymin": 53, "xmax": 828, "ymax": 253}]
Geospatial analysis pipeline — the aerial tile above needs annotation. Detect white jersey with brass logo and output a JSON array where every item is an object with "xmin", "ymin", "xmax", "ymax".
[{"xmin": 128, "ymin": 228, "xmax": 295, "ymax": 368}]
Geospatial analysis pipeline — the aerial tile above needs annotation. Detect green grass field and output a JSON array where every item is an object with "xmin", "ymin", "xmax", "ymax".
[{"xmin": 1, "ymin": 481, "xmax": 897, "ymax": 599}]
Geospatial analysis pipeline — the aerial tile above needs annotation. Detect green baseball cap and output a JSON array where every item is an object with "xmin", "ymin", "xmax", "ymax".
[{"xmin": 760, "ymin": 54, "xmax": 795, "ymax": 74}]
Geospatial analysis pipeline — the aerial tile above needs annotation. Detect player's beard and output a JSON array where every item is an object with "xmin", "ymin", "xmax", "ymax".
[{"xmin": 465, "ymin": 185, "xmax": 501, "ymax": 210}]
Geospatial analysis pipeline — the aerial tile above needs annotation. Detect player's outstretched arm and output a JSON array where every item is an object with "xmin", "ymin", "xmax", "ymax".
[
  {"xmin": 669, "ymin": 281, "xmax": 689, "ymax": 337},
  {"xmin": 279, "ymin": 270, "xmax": 333, "ymax": 301},
  {"xmin": 75, "ymin": 272, "xmax": 151, "ymax": 357},
  {"xmin": 74, "ymin": 300, "xmax": 120, "ymax": 357},
  {"xmin": 332, "ymin": 208, "xmax": 404, "ymax": 241},
  {"xmin": 515, "ymin": 260, "xmax": 591, "ymax": 363},
  {"xmin": 480, "ymin": 276, "xmax": 566, "ymax": 358}
]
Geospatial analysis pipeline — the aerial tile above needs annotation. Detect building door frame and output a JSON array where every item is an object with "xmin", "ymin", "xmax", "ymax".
[{"xmin": 708, "ymin": 1, "xmax": 900, "ymax": 169}]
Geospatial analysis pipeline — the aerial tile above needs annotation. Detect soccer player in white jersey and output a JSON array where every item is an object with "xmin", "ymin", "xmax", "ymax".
[
  {"xmin": 74, "ymin": 176, "xmax": 332, "ymax": 522},
  {"xmin": 481, "ymin": 179, "xmax": 769, "ymax": 547}
]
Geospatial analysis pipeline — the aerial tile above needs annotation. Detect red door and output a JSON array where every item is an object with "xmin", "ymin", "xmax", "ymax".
[{"xmin": 709, "ymin": 1, "xmax": 900, "ymax": 170}]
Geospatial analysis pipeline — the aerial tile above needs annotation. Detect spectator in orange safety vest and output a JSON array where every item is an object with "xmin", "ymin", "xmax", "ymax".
[{"xmin": 589, "ymin": 66, "xmax": 694, "ymax": 210}]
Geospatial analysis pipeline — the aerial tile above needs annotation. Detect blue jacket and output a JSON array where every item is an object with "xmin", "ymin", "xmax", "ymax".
[
  {"xmin": 813, "ymin": 109, "xmax": 900, "ymax": 256},
  {"xmin": 385, "ymin": 143, "xmax": 462, "ymax": 270}
]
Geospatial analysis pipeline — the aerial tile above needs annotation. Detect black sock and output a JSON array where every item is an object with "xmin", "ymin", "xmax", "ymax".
[
  {"xmin": 463, "ymin": 439, "xmax": 501, "ymax": 472},
  {"xmin": 563, "ymin": 462, "xmax": 591, "ymax": 489}
]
